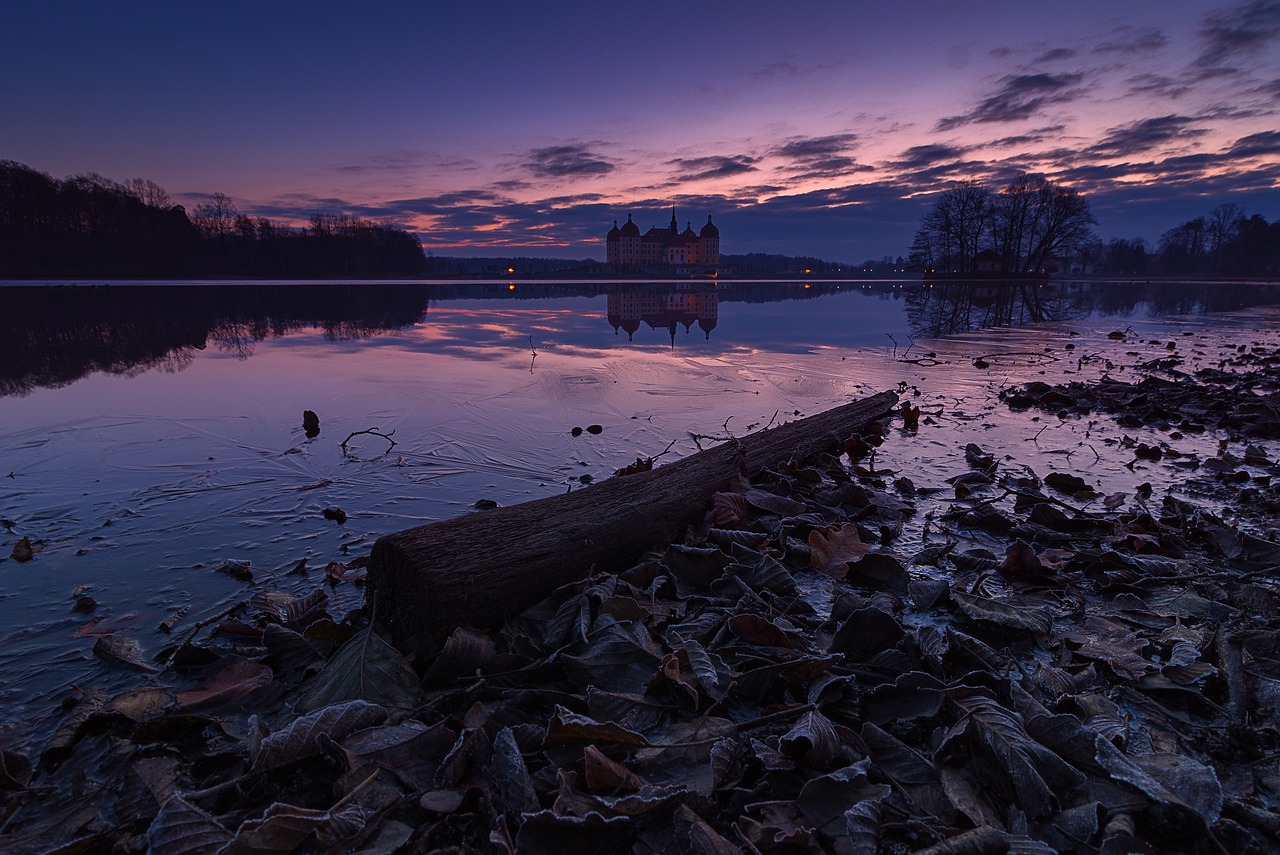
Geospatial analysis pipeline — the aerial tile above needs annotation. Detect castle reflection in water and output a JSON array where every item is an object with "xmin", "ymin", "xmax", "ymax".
[{"xmin": 606, "ymin": 287, "xmax": 718, "ymax": 343}]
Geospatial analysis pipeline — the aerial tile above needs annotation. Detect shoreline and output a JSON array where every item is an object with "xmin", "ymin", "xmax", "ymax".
[{"xmin": 5, "ymin": 347, "xmax": 1280, "ymax": 851}]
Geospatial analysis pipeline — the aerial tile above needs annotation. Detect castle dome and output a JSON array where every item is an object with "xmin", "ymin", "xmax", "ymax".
[
  {"xmin": 607, "ymin": 219, "xmax": 620, "ymax": 240},
  {"xmin": 699, "ymin": 215, "xmax": 719, "ymax": 238},
  {"xmin": 619, "ymin": 213, "xmax": 640, "ymax": 237}
]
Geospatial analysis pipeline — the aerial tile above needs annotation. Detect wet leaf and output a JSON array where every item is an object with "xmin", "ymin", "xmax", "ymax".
[
  {"xmin": 998, "ymin": 538, "xmax": 1046, "ymax": 576},
  {"xmin": 296, "ymin": 627, "xmax": 421, "ymax": 712},
  {"xmin": 253, "ymin": 700, "xmax": 388, "ymax": 772},
  {"xmin": 808, "ymin": 523, "xmax": 869, "ymax": 578},
  {"xmin": 0, "ymin": 748, "xmax": 33, "ymax": 790},
  {"xmin": 11, "ymin": 536, "xmax": 35, "ymax": 561},
  {"xmin": 176, "ymin": 661, "xmax": 273, "ymax": 711},
  {"xmin": 322, "ymin": 506, "xmax": 348, "ymax": 525}
]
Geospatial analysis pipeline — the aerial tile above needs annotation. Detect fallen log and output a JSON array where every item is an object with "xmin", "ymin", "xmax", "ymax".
[{"xmin": 367, "ymin": 390, "xmax": 898, "ymax": 647}]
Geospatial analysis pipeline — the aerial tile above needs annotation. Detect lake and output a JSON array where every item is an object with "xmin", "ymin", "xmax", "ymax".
[{"xmin": 2, "ymin": 278, "xmax": 1278, "ymax": 720}]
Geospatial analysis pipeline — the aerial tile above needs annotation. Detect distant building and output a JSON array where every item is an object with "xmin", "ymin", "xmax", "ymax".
[
  {"xmin": 606, "ymin": 208, "xmax": 720, "ymax": 271},
  {"xmin": 974, "ymin": 249, "xmax": 1002, "ymax": 273}
]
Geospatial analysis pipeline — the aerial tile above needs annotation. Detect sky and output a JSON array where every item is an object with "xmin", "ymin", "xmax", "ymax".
[{"xmin": 2, "ymin": 0, "xmax": 1279, "ymax": 262}]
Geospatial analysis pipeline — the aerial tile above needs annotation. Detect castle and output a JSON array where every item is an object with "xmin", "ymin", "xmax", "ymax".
[{"xmin": 606, "ymin": 208, "xmax": 720, "ymax": 271}]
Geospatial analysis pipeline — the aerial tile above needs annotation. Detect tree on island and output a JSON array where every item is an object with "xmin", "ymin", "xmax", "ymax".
[{"xmin": 910, "ymin": 174, "xmax": 1095, "ymax": 274}]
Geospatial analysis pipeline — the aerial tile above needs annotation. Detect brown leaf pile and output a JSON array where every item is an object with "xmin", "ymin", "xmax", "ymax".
[{"xmin": 6, "ymin": 401, "xmax": 1280, "ymax": 853}]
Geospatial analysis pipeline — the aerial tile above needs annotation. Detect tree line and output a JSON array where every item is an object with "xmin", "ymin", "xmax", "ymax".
[
  {"xmin": 909, "ymin": 172, "xmax": 1279, "ymax": 277},
  {"xmin": 1085, "ymin": 204, "xmax": 1280, "ymax": 277},
  {"xmin": 0, "ymin": 161, "xmax": 425, "ymax": 278}
]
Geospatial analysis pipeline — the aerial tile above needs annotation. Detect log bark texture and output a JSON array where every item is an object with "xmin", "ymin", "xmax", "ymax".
[{"xmin": 368, "ymin": 390, "xmax": 898, "ymax": 646}]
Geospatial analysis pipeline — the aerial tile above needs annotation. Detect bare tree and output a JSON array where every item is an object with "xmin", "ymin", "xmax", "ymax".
[
  {"xmin": 1207, "ymin": 203, "xmax": 1243, "ymax": 271},
  {"xmin": 122, "ymin": 178, "xmax": 171, "ymax": 208},
  {"xmin": 992, "ymin": 174, "xmax": 1095, "ymax": 273},
  {"xmin": 915, "ymin": 181, "xmax": 991, "ymax": 273},
  {"xmin": 191, "ymin": 193, "xmax": 238, "ymax": 238}
]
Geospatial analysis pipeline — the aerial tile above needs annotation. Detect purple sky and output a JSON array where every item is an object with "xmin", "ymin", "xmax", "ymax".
[{"xmin": 3, "ymin": 1, "xmax": 1278, "ymax": 261}]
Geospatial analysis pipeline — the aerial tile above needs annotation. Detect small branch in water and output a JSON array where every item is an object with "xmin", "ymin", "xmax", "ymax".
[
  {"xmin": 886, "ymin": 333, "xmax": 898, "ymax": 360},
  {"xmin": 340, "ymin": 428, "xmax": 398, "ymax": 457}
]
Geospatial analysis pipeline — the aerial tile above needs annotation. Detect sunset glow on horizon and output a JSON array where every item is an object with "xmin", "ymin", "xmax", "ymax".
[{"xmin": 3, "ymin": 0, "xmax": 1277, "ymax": 261}]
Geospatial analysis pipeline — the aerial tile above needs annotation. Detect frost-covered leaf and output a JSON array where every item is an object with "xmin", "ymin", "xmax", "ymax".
[
  {"xmin": 92, "ymin": 634, "xmax": 158, "ymax": 672},
  {"xmin": 796, "ymin": 759, "xmax": 890, "ymax": 839},
  {"xmin": 297, "ymin": 627, "xmax": 420, "ymax": 712},
  {"xmin": 252, "ymin": 700, "xmax": 387, "ymax": 772},
  {"xmin": 222, "ymin": 802, "xmax": 330, "ymax": 855},
  {"xmin": 545, "ymin": 706, "xmax": 651, "ymax": 748},
  {"xmin": 493, "ymin": 727, "xmax": 540, "ymax": 817},
  {"xmin": 952, "ymin": 589, "xmax": 1052, "ymax": 634},
  {"xmin": 147, "ymin": 795, "xmax": 231, "ymax": 855},
  {"xmin": 780, "ymin": 709, "xmax": 841, "ymax": 770},
  {"xmin": 425, "ymin": 626, "xmax": 495, "ymax": 683},
  {"xmin": 943, "ymin": 690, "xmax": 1086, "ymax": 818},
  {"xmin": 1074, "ymin": 616, "xmax": 1155, "ymax": 681}
]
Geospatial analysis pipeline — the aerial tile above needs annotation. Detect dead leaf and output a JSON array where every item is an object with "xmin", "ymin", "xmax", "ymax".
[
  {"xmin": 809, "ymin": 524, "xmax": 869, "ymax": 578},
  {"xmin": 584, "ymin": 745, "xmax": 643, "ymax": 792},
  {"xmin": 727, "ymin": 613, "xmax": 794, "ymax": 648},
  {"xmin": 93, "ymin": 635, "xmax": 158, "ymax": 673}
]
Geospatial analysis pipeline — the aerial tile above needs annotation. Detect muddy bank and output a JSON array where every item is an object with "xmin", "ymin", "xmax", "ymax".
[{"xmin": 5, "ymin": 352, "xmax": 1280, "ymax": 852}]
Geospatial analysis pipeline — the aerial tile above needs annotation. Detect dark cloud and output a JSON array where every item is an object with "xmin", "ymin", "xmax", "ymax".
[
  {"xmin": 1094, "ymin": 26, "xmax": 1168, "ymax": 54},
  {"xmin": 936, "ymin": 73, "xmax": 1084, "ymax": 130},
  {"xmin": 1196, "ymin": 1, "xmax": 1280, "ymax": 68},
  {"xmin": 667, "ymin": 155, "xmax": 759, "ymax": 181},
  {"xmin": 771, "ymin": 134, "xmax": 863, "ymax": 178},
  {"xmin": 1126, "ymin": 74, "xmax": 1192, "ymax": 99},
  {"xmin": 891, "ymin": 143, "xmax": 968, "ymax": 170},
  {"xmin": 1087, "ymin": 115, "xmax": 1208, "ymax": 157},
  {"xmin": 773, "ymin": 134, "xmax": 859, "ymax": 161},
  {"xmin": 526, "ymin": 144, "xmax": 615, "ymax": 178},
  {"xmin": 1035, "ymin": 48, "xmax": 1078, "ymax": 62},
  {"xmin": 1251, "ymin": 77, "xmax": 1280, "ymax": 99},
  {"xmin": 1229, "ymin": 129, "xmax": 1280, "ymax": 156},
  {"xmin": 983, "ymin": 125, "xmax": 1066, "ymax": 148}
]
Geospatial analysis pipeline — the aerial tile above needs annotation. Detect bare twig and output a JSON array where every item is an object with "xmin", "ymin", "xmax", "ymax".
[{"xmin": 340, "ymin": 428, "xmax": 398, "ymax": 457}]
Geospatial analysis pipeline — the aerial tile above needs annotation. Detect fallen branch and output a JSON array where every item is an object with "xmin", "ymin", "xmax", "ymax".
[{"xmin": 368, "ymin": 391, "xmax": 898, "ymax": 647}]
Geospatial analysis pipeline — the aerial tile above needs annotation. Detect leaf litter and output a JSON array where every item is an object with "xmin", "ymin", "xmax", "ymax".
[{"xmin": 6, "ymin": 346, "xmax": 1280, "ymax": 852}]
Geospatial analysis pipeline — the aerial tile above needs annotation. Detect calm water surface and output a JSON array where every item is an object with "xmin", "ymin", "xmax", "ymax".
[{"xmin": 1, "ymin": 279, "xmax": 1278, "ymax": 720}]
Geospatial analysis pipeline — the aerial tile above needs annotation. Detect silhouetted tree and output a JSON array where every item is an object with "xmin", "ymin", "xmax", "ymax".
[{"xmin": 0, "ymin": 161, "xmax": 424, "ymax": 278}]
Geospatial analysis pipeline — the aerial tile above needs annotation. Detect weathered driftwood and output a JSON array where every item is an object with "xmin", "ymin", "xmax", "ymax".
[{"xmin": 367, "ymin": 390, "xmax": 898, "ymax": 646}]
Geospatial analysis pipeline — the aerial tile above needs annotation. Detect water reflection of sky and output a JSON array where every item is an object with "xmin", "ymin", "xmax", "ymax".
[{"xmin": 2, "ymin": 280, "xmax": 1280, "ymax": 719}]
